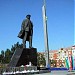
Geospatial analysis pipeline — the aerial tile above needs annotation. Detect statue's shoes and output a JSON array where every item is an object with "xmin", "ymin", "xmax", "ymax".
[{"xmin": 29, "ymin": 47, "xmax": 34, "ymax": 48}]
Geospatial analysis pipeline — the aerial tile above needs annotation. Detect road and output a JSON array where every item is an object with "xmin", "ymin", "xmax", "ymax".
[{"xmin": 34, "ymin": 71, "xmax": 75, "ymax": 75}]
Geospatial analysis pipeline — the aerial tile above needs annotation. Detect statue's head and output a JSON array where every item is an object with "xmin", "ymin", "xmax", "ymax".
[{"xmin": 26, "ymin": 15, "xmax": 31, "ymax": 19}]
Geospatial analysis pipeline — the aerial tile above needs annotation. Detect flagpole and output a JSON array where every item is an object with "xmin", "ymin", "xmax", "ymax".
[{"xmin": 42, "ymin": 0, "xmax": 50, "ymax": 68}]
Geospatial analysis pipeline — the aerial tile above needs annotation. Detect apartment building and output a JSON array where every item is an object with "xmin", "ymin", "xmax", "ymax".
[{"xmin": 39, "ymin": 45, "xmax": 75, "ymax": 67}]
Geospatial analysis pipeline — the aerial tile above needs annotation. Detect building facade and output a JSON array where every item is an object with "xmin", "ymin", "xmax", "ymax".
[{"xmin": 39, "ymin": 45, "xmax": 75, "ymax": 68}]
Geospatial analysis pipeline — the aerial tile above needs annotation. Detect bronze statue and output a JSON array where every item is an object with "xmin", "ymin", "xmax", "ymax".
[{"xmin": 18, "ymin": 15, "xmax": 33, "ymax": 48}]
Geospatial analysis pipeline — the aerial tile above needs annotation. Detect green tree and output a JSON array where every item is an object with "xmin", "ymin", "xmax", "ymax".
[
  {"xmin": 0, "ymin": 42, "xmax": 23, "ymax": 64},
  {"xmin": 0, "ymin": 50, "xmax": 5, "ymax": 63},
  {"xmin": 0, "ymin": 54, "xmax": 2, "ymax": 63},
  {"xmin": 37, "ymin": 53, "xmax": 46, "ymax": 67},
  {"xmin": 11, "ymin": 45, "xmax": 15, "ymax": 56},
  {"xmin": 5, "ymin": 49, "xmax": 11, "ymax": 63},
  {"xmin": 50, "ymin": 59, "xmax": 56, "ymax": 67}
]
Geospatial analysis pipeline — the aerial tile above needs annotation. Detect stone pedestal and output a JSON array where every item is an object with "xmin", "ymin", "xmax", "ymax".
[{"xmin": 8, "ymin": 48, "xmax": 37, "ymax": 67}]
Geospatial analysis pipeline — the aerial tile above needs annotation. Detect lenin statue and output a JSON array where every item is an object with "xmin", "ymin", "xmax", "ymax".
[{"xmin": 18, "ymin": 15, "xmax": 33, "ymax": 48}]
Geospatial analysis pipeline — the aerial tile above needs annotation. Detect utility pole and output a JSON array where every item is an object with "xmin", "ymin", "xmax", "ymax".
[{"xmin": 42, "ymin": 0, "xmax": 50, "ymax": 68}]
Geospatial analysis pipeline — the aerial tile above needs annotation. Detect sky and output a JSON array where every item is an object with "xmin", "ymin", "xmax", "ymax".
[
  {"xmin": 74, "ymin": 0, "xmax": 75, "ymax": 45},
  {"xmin": 0, "ymin": 0, "xmax": 74, "ymax": 52}
]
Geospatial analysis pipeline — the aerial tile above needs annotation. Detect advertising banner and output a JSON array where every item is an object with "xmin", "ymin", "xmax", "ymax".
[
  {"xmin": 68, "ymin": 56, "xmax": 72, "ymax": 70},
  {"xmin": 72, "ymin": 49, "xmax": 75, "ymax": 70},
  {"xmin": 65, "ymin": 57, "xmax": 69, "ymax": 69},
  {"xmin": 72, "ymin": 56, "xmax": 75, "ymax": 70}
]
